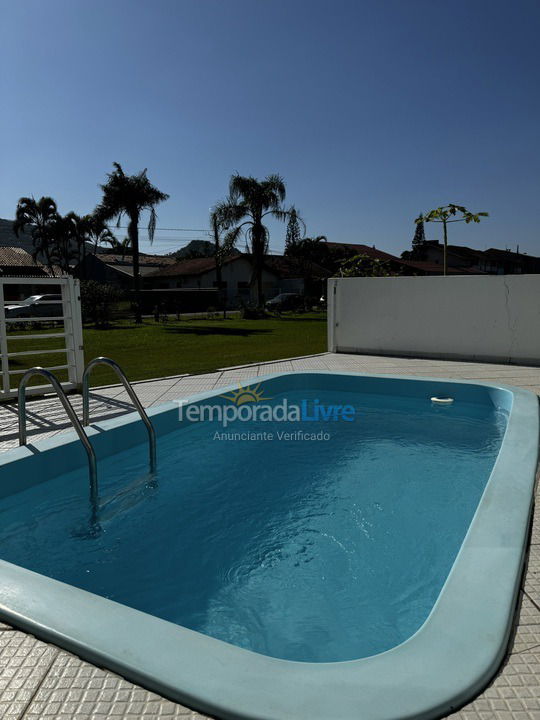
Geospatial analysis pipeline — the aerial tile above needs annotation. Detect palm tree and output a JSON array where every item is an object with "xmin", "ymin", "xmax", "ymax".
[
  {"xmin": 210, "ymin": 202, "xmax": 234, "ymax": 318},
  {"xmin": 285, "ymin": 235, "xmax": 327, "ymax": 301},
  {"xmin": 415, "ymin": 204, "xmax": 488, "ymax": 275},
  {"xmin": 62, "ymin": 212, "xmax": 95, "ymax": 278},
  {"xmin": 48, "ymin": 214, "xmax": 81, "ymax": 274},
  {"xmin": 220, "ymin": 174, "xmax": 293, "ymax": 308},
  {"xmin": 105, "ymin": 237, "xmax": 131, "ymax": 260},
  {"xmin": 95, "ymin": 163, "xmax": 169, "ymax": 322},
  {"xmin": 13, "ymin": 196, "xmax": 59, "ymax": 272},
  {"xmin": 85, "ymin": 214, "xmax": 117, "ymax": 255}
]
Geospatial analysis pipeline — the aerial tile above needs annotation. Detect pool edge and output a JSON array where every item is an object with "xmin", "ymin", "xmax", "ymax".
[{"xmin": 0, "ymin": 371, "xmax": 537, "ymax": 720}]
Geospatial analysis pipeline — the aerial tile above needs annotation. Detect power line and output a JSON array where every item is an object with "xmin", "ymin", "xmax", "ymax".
[
  {"xmin": 106, "ymin": 224, "xmax": 207, "ymax": 232},
  {"xmin": 139, "ymin": 237, "xmax": 213, "ymax": 245},
  {"xmin": 133, "ymin": 243, "xmax": 285, "ymax": 255}
]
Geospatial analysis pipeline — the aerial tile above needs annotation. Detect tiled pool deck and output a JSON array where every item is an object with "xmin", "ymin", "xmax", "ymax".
[{"xmin": 0, "ymin": 351, "xmax": 539, "ymax": 720}]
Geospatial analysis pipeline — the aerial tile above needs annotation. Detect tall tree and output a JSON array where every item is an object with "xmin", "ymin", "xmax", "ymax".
[
  {"xmin": 285, "ymin": 235, "xmax": 327, "ymax": 300},
  {"xmin": 13, "ymin": 196, "xmax": 59, "ymax": 272},
  {"xmin": 102, "ymin": 234, "xmax": 131, "ymax": 258},
  {"xmin": 49, "ymin": 214, "xmax": 79, "ymax": 273},
  {"xmin": 220, "ymin": 173, "xmax": 294, "ymax": 307},
  {"xmin": 416, "ymin": 204, "xmax": 488, "ymax": 276},
  {"xmin": 412, "ymin": 215, "xmax": 426, "ymax": 250},
  {"xmin": 95, "ymin": 163, "xmax": 169, "ymax": 322},
  {"xmin": 285, "ymin": 206, "xmax": 305, "ymax": 250},
  {"xmin": 210, "ymin": 202, "xmax": 232, "ymax": 318},
  {"xmin": 86, "ymin": 214, "xmax": 117, "ymax": 255},
  {"xmin": 63, "ymin": 212, "xmax": 93, "ymax": 278}
]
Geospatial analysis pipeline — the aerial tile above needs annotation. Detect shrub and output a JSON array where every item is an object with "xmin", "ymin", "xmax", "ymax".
[{"xmin": 80, "ymin": 280, "xmax": 124, "ymax": 327}]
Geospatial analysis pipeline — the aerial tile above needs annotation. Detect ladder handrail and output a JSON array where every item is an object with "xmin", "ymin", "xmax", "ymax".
[
  {"xmin": 82, "ymin": 357, "xmax": 156, "ymax": 473},
  {"xmin": 18, "ymin": 367, "xmax": 98, "ymax": 509}
]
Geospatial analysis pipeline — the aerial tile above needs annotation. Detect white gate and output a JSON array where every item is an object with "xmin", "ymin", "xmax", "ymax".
[{"xmin": 0, "ymin": 276, "xmax": 84, "ymax": 399}]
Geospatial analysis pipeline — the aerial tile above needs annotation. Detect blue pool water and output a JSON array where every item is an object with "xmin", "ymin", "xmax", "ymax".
[{"xmin": 0, "ymin": 389, "xmax": 507, "ymax": 662}]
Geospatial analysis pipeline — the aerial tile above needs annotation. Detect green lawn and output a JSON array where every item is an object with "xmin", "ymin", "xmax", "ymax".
[{"xmin": 6, "ymin": 313, "xmax": 327, "ymax": 388}]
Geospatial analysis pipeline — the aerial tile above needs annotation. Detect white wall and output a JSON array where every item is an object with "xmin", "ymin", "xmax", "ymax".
[{"xmin": 328, "ymin": 275, "xmax": 540, "ymax": 365}]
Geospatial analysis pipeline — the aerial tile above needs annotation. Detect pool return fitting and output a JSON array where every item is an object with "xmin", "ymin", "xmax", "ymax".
[{"xmin": 17, "ymin": 358, "xmax": 156, "ymax": 522}]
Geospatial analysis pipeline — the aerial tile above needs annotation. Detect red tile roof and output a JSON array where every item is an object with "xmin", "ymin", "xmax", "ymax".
[
  {"xmin": 399, "ymin": 260, "xmax": 484, "ymax": 275},
  {"xmin": 0, "ymin": 246, "xmax": 40, "ymax": 266},
  {"xmin": 97, "ymin": 253, "xmax": 176, "ymax": 266},
  {"xmin": 325, "ymin": 242, "xmax": 485, "ymax": 275},
  {"xmin": 149, "ymin": 253, "xmax": 331, "ymax": 280},
  {"xmin": 0, "ymin": 247, "xmax": 49, "ymax": 276},
  {"xmin": 264, "ymin": 255, "xmax": 331, "ymax": 279},
  {"xmin": 326, "ymin": 242, "xmax": 402, "ymax": 263},
  {"xmin": 148, "ymin": 254, "xmax": 242, "ymax": 277}
]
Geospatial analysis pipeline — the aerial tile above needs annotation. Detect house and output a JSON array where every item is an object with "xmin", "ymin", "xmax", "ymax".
[
  {"xmin": 0, "ymin": 247, "xmax": 50, "ymax": 278},
  {"xmin": 263, "ymin": 255, "xmax": 330, "ymax": 297},
  {"xmin": 481, "ymin": 247, "xmax": 540, "ymax": 274},
  {"xmin": 414, "ymin": 241, "xmax": 540, "ymax": 275},
  {"xmin": 416, "ymin": 241, "xmax": 484, "ymax": 270},
  {"xmin": 325, "ymin": 242, "xmax": 480, "ymax": 276},
  {"xmin": 76, "ymin": 252, "xmax": 177, "ymax": 288},
  {"xmin": 146, "ymin": 253, "xmax": 329, "ymax": 307},
  {"xmin": 146, "ymin": 254, "xmax": 279, "ymax": 306},
  {"xmin": 0, "ymin": 247, "xmax": 57, "ymax": 301}
]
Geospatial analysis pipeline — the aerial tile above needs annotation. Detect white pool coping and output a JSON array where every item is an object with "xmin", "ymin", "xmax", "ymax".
[{"xmin": 0, "ymin": 353, "xmax": 539, "ymax": 720}]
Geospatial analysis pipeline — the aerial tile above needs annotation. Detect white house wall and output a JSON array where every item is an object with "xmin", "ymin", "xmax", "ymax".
[
  {"xmin": 328, "ymin": 275, "xmax": 540, "ymax": 365},
  {"xmin": 159, "ymin": 257, "xmax": 284, "ymax": 306}
]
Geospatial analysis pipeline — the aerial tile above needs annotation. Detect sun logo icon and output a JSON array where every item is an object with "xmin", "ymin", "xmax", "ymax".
[{"xmin": 220, "ymin": 383, "xmax": 271, "ymax": 406}]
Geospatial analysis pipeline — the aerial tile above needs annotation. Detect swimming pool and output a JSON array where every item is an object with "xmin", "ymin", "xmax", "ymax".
[{"xmin": 0, "ymin": 372, "xmax": 537, "ymax": 719}]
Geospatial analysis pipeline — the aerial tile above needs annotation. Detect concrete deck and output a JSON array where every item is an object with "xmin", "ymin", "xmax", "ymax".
[{"xmin": 0, "ymin": 352, "xmax": 539, "ymax": 719}]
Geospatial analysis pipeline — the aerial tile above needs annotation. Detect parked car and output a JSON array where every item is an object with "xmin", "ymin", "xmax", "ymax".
[
  {"xmin": 4, "ymin": 294, "xmax": 63, "ymax": 318},
  {"xmin": 4, "ymin": 303, "xmax": 31, "ymax": 318},
  {"xmin": 31, "ymin": 294, "xmax": 63, "ymax": 317},
  {"xmin": 265, "ymin": 293, "xmax": 304, "ymax": 312}
]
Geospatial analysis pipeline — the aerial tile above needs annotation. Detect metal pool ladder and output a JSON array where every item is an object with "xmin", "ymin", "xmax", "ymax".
[
  {"xmin": 82, "ymin": 357, "xmax": 156, "ymax": 473},
  {"xmin": 18, "ymin": 367, "xmax": 98, "ymax": 508}
]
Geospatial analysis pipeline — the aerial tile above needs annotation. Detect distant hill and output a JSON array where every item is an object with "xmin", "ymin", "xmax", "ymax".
[
  {"xmin": 168, "ymin": 240, "xmax": 215, "ymax": 260},
  {"xmin": 168, "ymin": 239, "xmax": 243, "ymax": 260},
  {"xmin": 0, "ymin": 218, "xmax": 34, "ymax": 253},
  {"xmin": 0, "ymin": 218, "xmax": 91, "ymax": 263},
  {"xmin": 0, "ymin": 222, "xmax": 241, "ymax": 264}
]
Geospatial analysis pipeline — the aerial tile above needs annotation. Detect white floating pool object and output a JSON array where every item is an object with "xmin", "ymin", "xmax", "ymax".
[{"xmin": 431, "ymin": 396, "xmax": 454, "ymax": 405}]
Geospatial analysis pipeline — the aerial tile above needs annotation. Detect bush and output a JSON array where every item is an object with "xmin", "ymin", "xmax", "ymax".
[
  {"xmin": 240, "ymin": 305, "xmax": 268, "ymax": 319},
  {"xmin": 81, "ymin": 281, "xmax": 124, "ymax": 327}
]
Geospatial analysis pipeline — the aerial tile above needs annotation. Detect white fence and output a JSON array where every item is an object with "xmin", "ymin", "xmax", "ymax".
[
  {"xmin": 0, "ymin": 276, "xmax": 84, "ymax": 398},
  {"xmin": 328, "ymin": 275, "xmax": 540, "ymax": 365}
]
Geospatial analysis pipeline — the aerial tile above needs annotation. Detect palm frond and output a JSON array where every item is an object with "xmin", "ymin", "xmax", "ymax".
[
  {"xmin": 229, "ymin": 174, "xmax": 256, "ymax": 203},
  {"xmin": 210, "ymin": 201, "xmax": 231, "ymax": 229},
  {"xmin": 269, "ymin": 208, "xmax": 293, "ymax": 224},
  {"xmin": 223, "ymin": 225, "xmax": 244, "ymax": 253},
  {"xmin": 98, "ymin": 164, "xmax": 168, "ymax": 229},
  {"xmin": 263, "ymin": 174, "xmax": 286, "ymax": 203}
]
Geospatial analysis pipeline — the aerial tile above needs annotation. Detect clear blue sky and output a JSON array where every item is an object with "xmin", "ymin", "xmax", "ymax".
[{"xmin": 1, "ymin": 0, "xmax": 539, "ymax": 256}]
